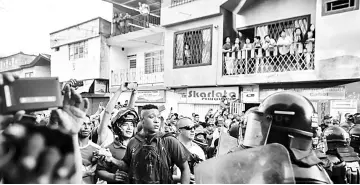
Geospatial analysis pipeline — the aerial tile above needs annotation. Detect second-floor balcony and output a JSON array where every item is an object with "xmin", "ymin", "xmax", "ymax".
[
  {"xmin": 111, "ymin": 64, "xmax": 164, "ymax": 86},
  {"xmin": 222, "ymin": 42, "xmax": 315, "ymax": 76},
  {"xmin": 112, "ymin": 10, "xmax": 161, "ymax": 36}
]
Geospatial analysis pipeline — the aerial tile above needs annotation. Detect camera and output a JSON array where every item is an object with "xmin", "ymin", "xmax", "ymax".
[{"xmin": 0, "ymin": 77, "xmax": 63, "ymax": 114}]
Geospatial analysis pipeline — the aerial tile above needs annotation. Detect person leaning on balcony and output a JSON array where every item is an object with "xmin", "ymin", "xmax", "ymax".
[
  {"xmin": 223, "ymin": 37, "xmax": 233, "ymax": 75},
  {"xmin": 277, "ymin": 30, "xmax": 292, "ymax": 71},
  {"xmin": 242, "ymin": 38, "xmax": 253, "ymax": 58},
  {"xmin": 304, "ymin": 24, "xmax": 315, "ymax": 69},
  {"xmin": 262, "ymin": 35, "xmax": 276, "ymax": 55},
  {"xmin": 112, "ymin": 13, "xmax": 120, "ymax": 36},
  {"xmin": 117, "ymin": 13, "xmax": 125, "ymax": 34},
  {"xmin": 123, "ymin": 13, "xmax": 132, "ymax": 33}
]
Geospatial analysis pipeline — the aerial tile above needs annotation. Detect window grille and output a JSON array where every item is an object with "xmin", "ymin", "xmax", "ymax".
[
  {"xmin": 254, "ymin": 16, "xmax": 309, "ymax": 41},
  {"xmin": 130, "ymin": 59, "xmax": 136, "ymax": 69},
  {"xmin": 174, "ymin": 26, "xmax": 212, "ymax": 68},
  {"xmin": 322, "ymin": 0, "xmax": 359, "ymax": 16},
  {"xmin": 69, "ymin": 40, "xmax": 88, "ymax": 61},
  {"xmin": 171, "ymin": 0, "xmax": 196, "ymax": 7}
]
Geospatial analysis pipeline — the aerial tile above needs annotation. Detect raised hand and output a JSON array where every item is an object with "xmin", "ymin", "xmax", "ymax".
[{"xmin": 55, "ymin": 84, "xmax": 89, "ymax": 135}]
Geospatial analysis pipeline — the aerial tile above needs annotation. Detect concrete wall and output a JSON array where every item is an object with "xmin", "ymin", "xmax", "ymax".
[
  {"xmin": 164, "ymin": 15, "xmax": 223, "ymax": 88},
  {"xmin": 161, "ymin": 0, "xmax": 227, "ymax": 26},
  {"xmin": 314, "ymin": 0, "xmax": 360, "ymax": 80},
  {"xmin": 236, "ymin": 0, "xmax": 316, "ymax": 28},
  {"xmin": 50, "ymin": 18, "xmax": 101, "ymax": 48},
  {"xmin": 109, "ymin": 44, "xmax": 164, "ymax": 86},
  {"xmin": 100, "ymin": 36, "xmax": 110, "ymax": 79},
  {"xmin": 50, "ymin": 37, "xmax": 102, "ymax": 82}
]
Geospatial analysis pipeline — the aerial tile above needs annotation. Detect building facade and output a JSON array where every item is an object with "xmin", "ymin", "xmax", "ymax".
[
  {"xmin": 49, "ymin": 17, "xmax": 112, "ymax": 114},
  {"xmin": 104, "ymin": 0, "xmax": 181, "ymax": 117},
  {"xmin": 161, "ymin": 0, "xmax": 360, "ymax": 122},
  {"xmin": 0, "ymin": 52, "xmax": 51, "ymax": 78}
]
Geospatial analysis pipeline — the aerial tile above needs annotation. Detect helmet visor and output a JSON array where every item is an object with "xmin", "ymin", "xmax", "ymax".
[{"xmin": 243, "ymin": 111, "xmax": 272, "ymax": 147}]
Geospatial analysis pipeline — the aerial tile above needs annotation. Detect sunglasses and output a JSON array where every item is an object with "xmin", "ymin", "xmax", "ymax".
[{"xmin": 179, "ymin": 126, "xmax": 196, "ymax": 130}]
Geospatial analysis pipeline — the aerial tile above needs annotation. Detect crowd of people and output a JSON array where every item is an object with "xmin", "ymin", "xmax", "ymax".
[
  {"xmin": 1, "ymin": 72, "xmax": 360, "ymax": 184},
  {"xmin": 223, "ymin": 25, "xmax": 316, "ymax": 75}
]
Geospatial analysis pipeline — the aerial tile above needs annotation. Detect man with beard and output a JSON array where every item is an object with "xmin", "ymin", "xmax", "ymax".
[
  {"xmin": 95, "ymin": 108, "xmax": 139, "ymax": 184},
  {"xmin": 79, "ymin": 116, "xmax": 101, "ymax": 184}
]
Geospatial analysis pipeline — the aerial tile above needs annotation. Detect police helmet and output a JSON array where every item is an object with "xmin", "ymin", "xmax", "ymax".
[
  {"xmin": 323, "ymin": 126, "xmax": 349, "ymax": 143},
  {"xmin": 110, "ymin": 107, "xmax": 139, "ymax": 136},
  {"xmin": 258, "ymin": 91, "xmax": 316, "ymax": 150},
  {"xmin": 349, "ymin": 125, "xmax": 360, "ymax": 149}
]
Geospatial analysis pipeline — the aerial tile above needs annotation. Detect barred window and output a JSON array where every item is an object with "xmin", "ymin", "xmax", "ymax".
[
  {"xmin": 171, "ymin": 0, "xmax": 196, "ymax": 7},
  {"xmin": 322, "ymin": 0, "xmax": 359, "ymax": 16},
  {"xmin": 69, "ymin": 40, "xmax": 88, "ymax": 61},
  {"xmin": 246, "ymin": 15, "xmax": 310, "ymax": 42},
  {"xmin": 145, "ymin": 50, "xmax": 164, "ymax": 74},
  {"xmin": 174, "ymin": 25, "xmax": 212, "ymax": 68}
]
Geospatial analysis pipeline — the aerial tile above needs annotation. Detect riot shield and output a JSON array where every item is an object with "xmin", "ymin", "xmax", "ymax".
[
  {"xmin": 216, "ymin": 132, "xmax": 238, "ymax": 157},
  {"xmin": 195, "ymin": 143, "xmax": 295, "ymax": 184}
]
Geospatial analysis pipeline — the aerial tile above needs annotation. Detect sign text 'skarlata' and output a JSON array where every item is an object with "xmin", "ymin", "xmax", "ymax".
[{"xmin": 186, "ymin": 87, "xmax": 239, "ymax": 104}]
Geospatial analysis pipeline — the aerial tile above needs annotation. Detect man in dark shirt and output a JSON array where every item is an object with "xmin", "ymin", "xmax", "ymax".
[
  {"xmin": 108, "ymin": 104, "xmax": 191, "ymax": 184},
  {"xmin": 96, "ymin": 108, "xmax": 138, "ymax": 184}
]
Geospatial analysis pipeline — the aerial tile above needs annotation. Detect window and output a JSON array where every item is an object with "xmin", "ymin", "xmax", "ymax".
[
  {"xmin": 174, "ymin": 25, "xmax": 212, "ymax": 68},
  {"xmin": 69, "ymin": 40, "xmax": 88, "ymax": 60},
  {"xmin": 145, "ymin": 50, "xmax": 164, "ymax": 74},
  {"xmin": 171, "ymin": 0, "xmax": 196, "ymax": 7},
  {"xmin": 25, "ymin": 72, "xmax": 34, "ymax": 78},
  {"xmin": 322, "ymin": 0, "xmax": 359, "ymax": 16},
  {"xmin": 130, "ymin": 59, "xmax": 136, "ymax": 69}
]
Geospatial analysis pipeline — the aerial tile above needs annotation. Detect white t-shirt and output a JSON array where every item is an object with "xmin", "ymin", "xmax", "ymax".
[{"xmin": 175, "ymin": 142, "xmax": 206, "ymax": 175}]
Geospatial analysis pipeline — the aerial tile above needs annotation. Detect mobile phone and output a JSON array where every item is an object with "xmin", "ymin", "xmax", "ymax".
[
  {"xmin": 124, "ymin": 82, "xmax": 138, "ymax": 90},
  {"xmin": 0, "ymin": 77, "xmax": 63, "ymax": 114}
]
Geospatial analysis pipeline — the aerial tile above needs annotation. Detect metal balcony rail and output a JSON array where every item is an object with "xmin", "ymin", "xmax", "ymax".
[
  {"xmin": 171, "ymin": 0, "xmax": 196, "ymax": 7},
  {"xmin": 111, "ymin": 64, "xmax": 164, "ymax": 86},
  {"xmin": 223, "ymin": 43, "xmax": 315, "ymax": 75},
  {"xmin": 112, "ymin": 12, "xmax": 161, "ymax": 36}
]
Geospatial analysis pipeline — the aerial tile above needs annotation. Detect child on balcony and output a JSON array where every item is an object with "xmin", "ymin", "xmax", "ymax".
[
  {"xmin": 293, "ymin": 27, "xmax": 304, "ymax": 70},
  {"xmin": 232, "ymin": 38, "xmax": 241, "ymax": 74},
  {"xmin": 304, "ymin": 24, "xmax": 315, "ymax": 70}
]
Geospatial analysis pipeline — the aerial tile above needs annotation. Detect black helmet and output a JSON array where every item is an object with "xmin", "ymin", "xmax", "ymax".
[
  {"xmin": 259, "ymin": 91, "xmax": 315, "ymax": 136},
  {"xmin": 258, "ymin": 91, "xmax": 316, "ymax": 151},
  {"xmin": 323, "ymin": 126, "xmax": 349, "ymax": 143},
  {"xmin": 349, "ymin": 125, "xmax": 360, "ymax": 152},
  {"xmin": 110, "ymin": 107, "xmax": 139, "ymax": 136}
]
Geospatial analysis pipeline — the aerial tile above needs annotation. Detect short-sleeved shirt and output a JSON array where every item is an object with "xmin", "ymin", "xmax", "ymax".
[
  {"xmin": 96, "ymin": 140, "xmax": 127, "ymax": 184},
  {"xmin": 80, "ymin": 141, "xmax": 100, "ymax": 184},
  {"xmin": 122, "ymin": 133, "xmax": 190, "ymax": 181},
  {"xmin": 175, "ymin": 142, "xmax": 206, "ymax": 175}
]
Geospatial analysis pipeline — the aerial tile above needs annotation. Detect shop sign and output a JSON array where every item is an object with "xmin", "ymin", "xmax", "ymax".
[
  {"xmin": 260, "ymin": 86, "xmax": 346, "ymax": 100},
  {"xmin": 136, "ymin": 90, "xmax": 166, "ymax": 103},
  {"xmin": 186, "ymin": 87, "xmax": 239, "ymax": 104}
]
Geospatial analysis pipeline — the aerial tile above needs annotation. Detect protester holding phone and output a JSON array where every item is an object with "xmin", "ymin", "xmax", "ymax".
[{"xmin": 0, "ymin": 73, "xmax": 89, "ymax": 184}]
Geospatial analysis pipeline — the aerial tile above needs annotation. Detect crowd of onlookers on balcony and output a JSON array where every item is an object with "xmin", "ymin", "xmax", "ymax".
[
  {"xmin": 223, "ymin": 24, "xmax": 316, "ymax": 75},
  {"xmin": 112, "ymin": 3, "xmax": 150, "ymax": 36}
]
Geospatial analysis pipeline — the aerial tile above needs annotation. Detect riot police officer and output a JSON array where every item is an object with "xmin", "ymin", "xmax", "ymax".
[
  {"xmin": 228, "ymin": 107, "xmax": 259, "ymax": 153},
  {"xmin": 349, "ymin": 125, "xmax": 360, "ymax": 154},
  {"xmin": 323, "ymin": 125, "xmax": 360, "ymax": 184},
  {"xmin": 255, "ymin": 91, "xmax": 332, "ymax": 183}
]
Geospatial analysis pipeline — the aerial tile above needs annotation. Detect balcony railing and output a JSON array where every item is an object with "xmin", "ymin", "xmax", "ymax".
[
  {"xmin": 171, "ymin": 0, "xmax": 196, "ymax": 7},
  {"xmin": 229, "ymin": 102, "xmax": 244, "ymax": 115},
  {"xmin": 111, "ymin": 64, "xmax": 164, "ymax": 86},
  {"xmin": 112, "ymin": 10, "xmax": 161, "ymax": 36},
  {"xmin": 223, "ymin": 43, "xmax": 315, "ymax": 75}
]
